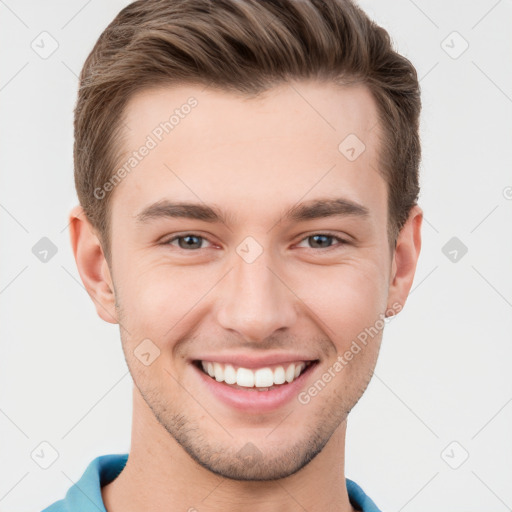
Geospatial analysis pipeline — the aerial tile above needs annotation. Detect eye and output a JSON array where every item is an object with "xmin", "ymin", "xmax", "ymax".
[
  {"xmin": 162, "ymin": 232, "xmax": 348, "ymax": 252},
  {"xmin": 296, "ymin": 233, "xmax": 348, "ymax": 250},
  {"xmin": 164, "ymin": 233, "xmax": 213, "ymax": 250}
]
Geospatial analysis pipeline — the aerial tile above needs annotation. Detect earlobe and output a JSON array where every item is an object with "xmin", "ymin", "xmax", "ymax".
[
  {"xmin": 68, "ymin": 205, "xmax": 118, "ymax": 324},
  {"xmin": 386, "ymin": 205, "xmax": 423, "ymax": 315}
]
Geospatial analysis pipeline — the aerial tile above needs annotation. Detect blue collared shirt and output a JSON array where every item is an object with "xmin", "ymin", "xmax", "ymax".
[{"xmin": 41, "ymin": 453, "xmax": 382, "ymax": 511}]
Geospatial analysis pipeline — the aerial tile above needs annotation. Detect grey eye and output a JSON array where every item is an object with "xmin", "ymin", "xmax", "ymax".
[
  {"xmin": 307, "ymin": 234, "xmax": 335, "ymax": 249},
  {"xmin": 296, "ymin": 234, "xmax": 345, "ymax": 250},
  {"xmin": 168, "ymin": 234, "xmax": 207, "ymax": 250}
]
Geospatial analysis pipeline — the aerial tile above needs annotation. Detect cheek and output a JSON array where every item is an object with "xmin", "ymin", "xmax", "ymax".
[
  {"xmin": 115, "ymin": 264, "xmax": 202, "ymax": 382},
  {"xmin": 292, "ymin": 259, "xmax": 388, "ymax": 342},
  {"xmin": 119, "ymin": 261, "xmax": 215, "ymax": 338}
]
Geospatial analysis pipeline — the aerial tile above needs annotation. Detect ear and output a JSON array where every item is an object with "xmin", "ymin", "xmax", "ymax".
[
  {"xmin": 386, "ymin": 205, "xmax": 423, "ymax": 315},
  {"xmin": 68, "ymin": 205, "xmax": 118, "ymax": 324}
]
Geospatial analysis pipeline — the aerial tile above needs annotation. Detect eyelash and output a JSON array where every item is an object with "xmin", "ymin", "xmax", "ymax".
[{"xmin": 162, "ymin": 232, "xmax": 349, "ymax": 252}]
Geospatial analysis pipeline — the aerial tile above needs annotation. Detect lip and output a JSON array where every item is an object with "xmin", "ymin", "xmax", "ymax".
[
  {"xmin": 191, "ymin": 358, "xmax": 319, "ymax": 414},
  {"xmin": 190, "ymin": 353, "xmax": 317, "ymax": 369}
]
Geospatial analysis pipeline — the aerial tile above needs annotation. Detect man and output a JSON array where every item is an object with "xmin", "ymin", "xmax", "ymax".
[{"xmin": 43, "ymin": 0, "xmax": 422, "ymax": 510}]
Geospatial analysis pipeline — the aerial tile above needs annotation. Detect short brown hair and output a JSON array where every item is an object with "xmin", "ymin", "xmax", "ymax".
[{"xmin": 74, "ymin": 0, "xmax": 421, "ymax": 264}]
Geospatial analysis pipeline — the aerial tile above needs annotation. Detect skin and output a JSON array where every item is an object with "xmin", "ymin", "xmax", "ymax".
[{"xmin": 69, "ymin": 80, "xmax": 422, "ymax": 512}]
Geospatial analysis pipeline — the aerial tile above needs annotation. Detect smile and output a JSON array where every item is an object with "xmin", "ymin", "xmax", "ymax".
[{"xmin": 197, "ymin": 360, "xmax": 314, "ymax": 390}]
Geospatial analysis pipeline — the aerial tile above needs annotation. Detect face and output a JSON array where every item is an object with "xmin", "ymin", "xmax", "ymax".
[{"xmin": 93, "ymin": 80, "xmax": 408, "ymax": 480}]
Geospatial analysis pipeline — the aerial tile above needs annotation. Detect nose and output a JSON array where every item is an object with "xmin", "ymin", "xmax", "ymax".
[{"xmin": 216, "ymin": 246, "xmax": 297, "ymax": 343}]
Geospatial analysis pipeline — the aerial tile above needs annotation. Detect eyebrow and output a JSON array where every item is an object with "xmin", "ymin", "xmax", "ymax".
[{"xmin": 134, "ymin": 197, "xmax": 370, "ymax": 225}]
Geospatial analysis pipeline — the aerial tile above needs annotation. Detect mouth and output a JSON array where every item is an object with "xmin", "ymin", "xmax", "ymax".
[{"xmin": 193, "ymin": 359, "xmax": 318, "ymax": 392}]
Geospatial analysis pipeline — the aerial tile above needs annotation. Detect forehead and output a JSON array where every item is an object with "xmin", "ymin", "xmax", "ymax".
[{"xmin": 111, "ymin": 80, "xmax": 386, "ymax": 225}]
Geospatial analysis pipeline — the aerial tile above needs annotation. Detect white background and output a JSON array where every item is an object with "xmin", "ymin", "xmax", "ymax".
[{"xmin": 0, "ymin": 1, "xmax": 511, "ymax": 511}]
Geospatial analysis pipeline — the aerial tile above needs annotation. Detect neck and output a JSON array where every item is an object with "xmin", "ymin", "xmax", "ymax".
[{"xmin": 102, "ymin": 386, "xmax": 356, "ymax": 512}]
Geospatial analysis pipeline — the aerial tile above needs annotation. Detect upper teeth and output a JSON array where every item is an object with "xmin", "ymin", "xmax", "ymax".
[{"xmin": 201, "ymin": 361, "xmax": 308, "ymax": 387}]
